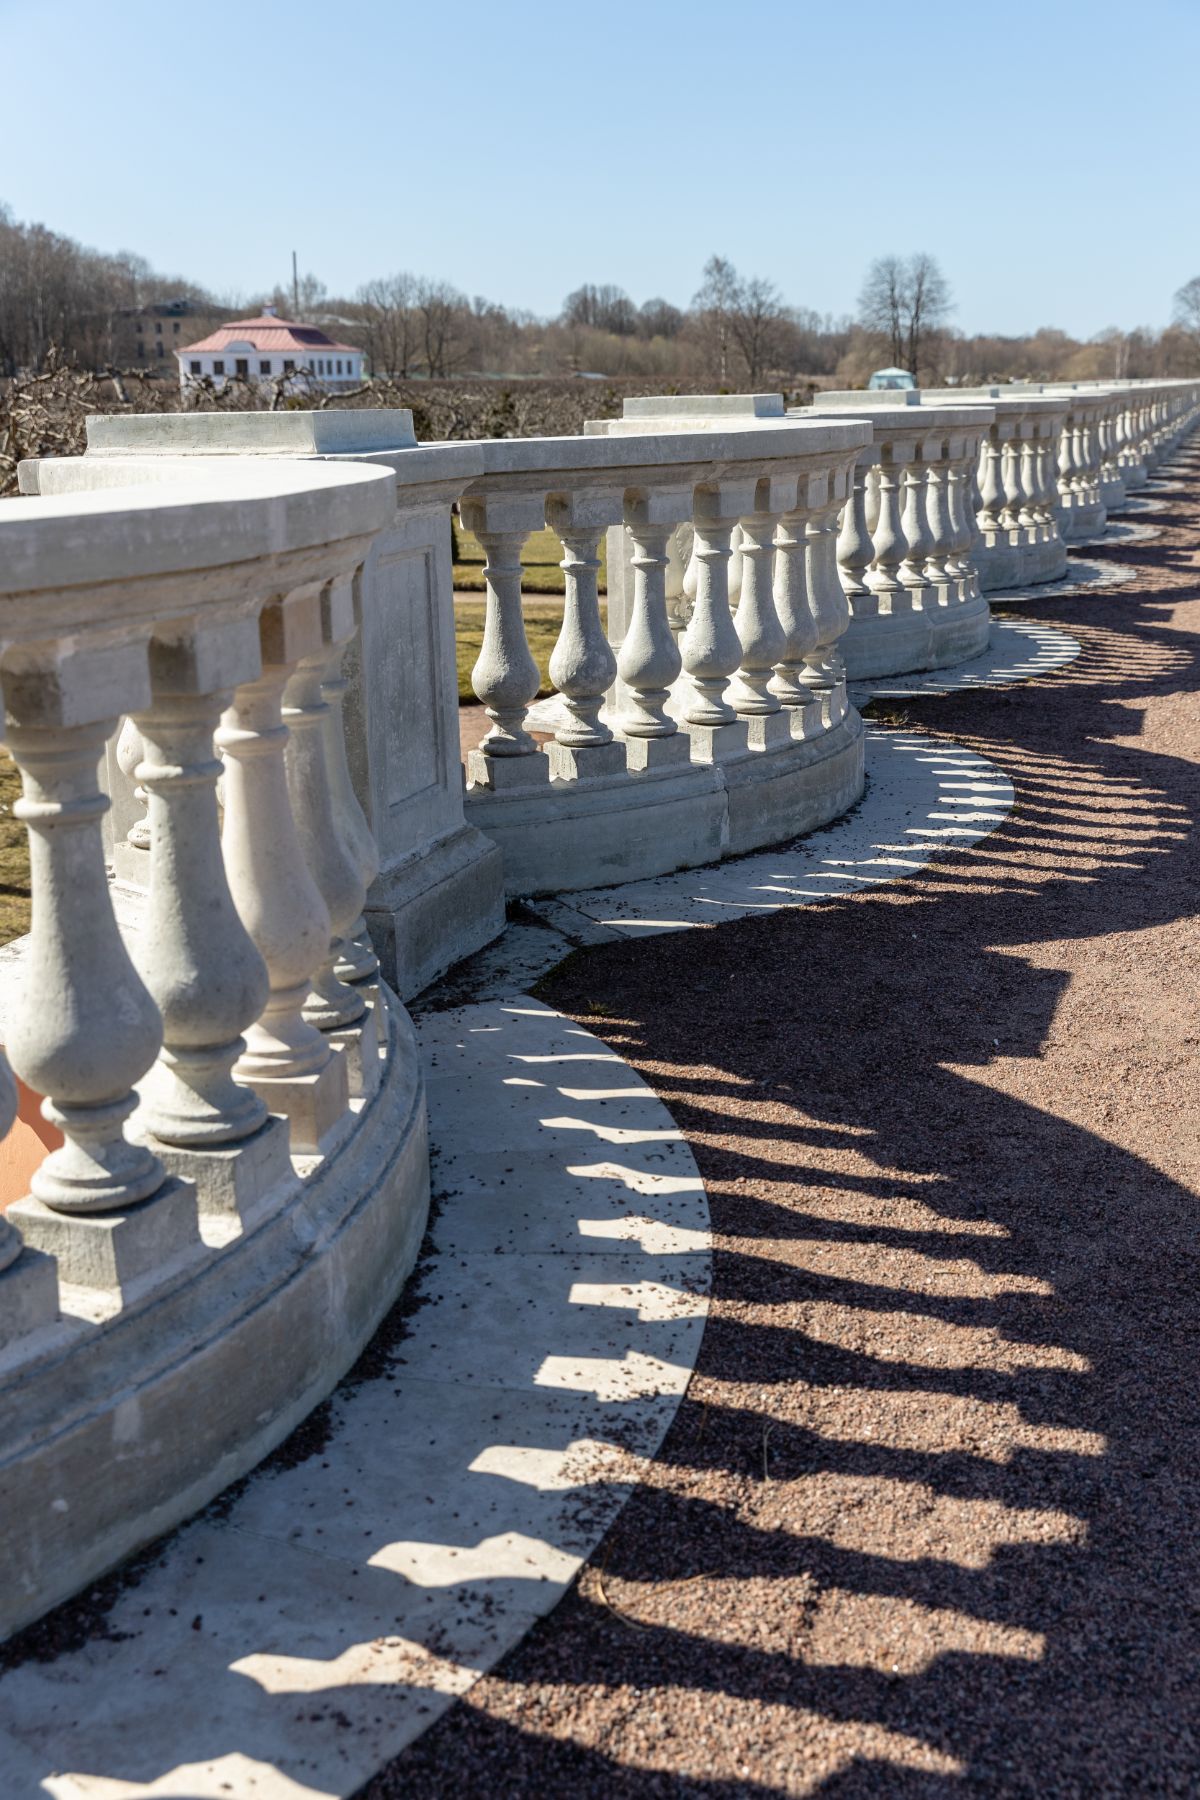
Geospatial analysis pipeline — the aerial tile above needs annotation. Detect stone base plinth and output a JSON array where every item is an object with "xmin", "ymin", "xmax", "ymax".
[
  {"xmin": 367, "ymin": 822, "xmax": 505, "ymax": 1000},
  {"xmin": 464, "ymin": 706, "xmax": 868, "ymax": 896},
  {"xmin": 148, "ymin": 1115, "xmax": 294, "ymax": 1235},
  {"xmin": 0, "ymin": 986, "xmax": 429, "ymax": 1641},
  {"xmin": 467, "ymin": 757, "xmax": 727, "ymax": 896},
  {"xmin": 722, "ymin": 709, "xmax": 866, "ymax": 857},
  {"xmin": 842, "ymin": 591, "xmax": 992, "ymax": 681},
  {"xmin": 243, "ymin": 1053, "xmax": 349, "ymax": 1156},
  {"xmin": 9, "ymin": 1177, "xmax": 201, "ymax": 1302},
  {"xmin": 1063, "ymin": 501, "xmax": 1107, "ymax": 541}
]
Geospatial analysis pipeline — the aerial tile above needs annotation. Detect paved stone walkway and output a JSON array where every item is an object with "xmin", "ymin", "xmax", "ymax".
[{"xmin": 369, "ymin": 453, "xmax": 1200, "ymax": 1795}]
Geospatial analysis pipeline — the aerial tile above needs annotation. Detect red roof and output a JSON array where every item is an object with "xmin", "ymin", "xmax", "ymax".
[{"xmin": 177, "ymin": 314, "xmax": 360, "ymax": 356}]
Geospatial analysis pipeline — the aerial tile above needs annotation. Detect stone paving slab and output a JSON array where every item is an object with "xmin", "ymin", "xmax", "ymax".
[
  {"xmin": 850, "ymin": 618, "xmax": 1080, "ymax": 700},
  {"xmin": 547, "ymin": 728, "xmax": 1015, "ymax": 938},
  {"xmin": 0, "ymin": 1002, "xmax": 710, "ymax": 1800}
]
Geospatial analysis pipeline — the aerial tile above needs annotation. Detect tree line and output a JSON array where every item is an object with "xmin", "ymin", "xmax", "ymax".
[{"xmin": 3, "ymin": 198, "xmax": 1200, "ymax": 387}]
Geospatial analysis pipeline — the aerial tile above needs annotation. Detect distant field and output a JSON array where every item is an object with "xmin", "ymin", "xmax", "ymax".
[
  {"xmin": 0, "ymin": 756, "xmax": 30, "ymax": 946},
  {"xmin": 453, "ymin": 525, "xmax": 609, "ymax": 595},
  {"xmin": 454, "ymin": 597, "xmax": 606, "ymax": 705}
]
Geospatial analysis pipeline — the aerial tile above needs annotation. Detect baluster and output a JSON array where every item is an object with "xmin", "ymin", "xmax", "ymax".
[
  {"xmin": 1032, "ymin": 434, "xmax": 1053, "ymax": 534},
  {"xmin": 1086, "ymin": 416, "xmax": 1103, "ymax": 503},
  {"xmin": 957, "ymin": 439, "xmax": 985, "ymax": 591},
  {"xmin": 129, "ymin": 619, "xmax": 270, "ymax": 1151},
  {"xmin": 679, "ymin": 486, "xmax": 748, "ymax": 741},
  {"xmin": 835, "ymin": 453, "xmax": 875, "ymax": 600},
  {"xmin": 730, "ymin": 484, "xmax": 787, "ymax": 725},
  {"xmin": 771, "ymin": 497, "xmax": 821, "ymax": 712},
  {"xmin": 803, "ymin": 493, "xmax": 852, "ymax": 705},
  {"xmin": 1074, "ymin": 419, "xmax": 1091, "ymax": 504},
  {"xmin": 978, "ymin": 426, "xmax": 1007, "ymax": 534},
  {"xmin": 617, "ymin": 490, "xmax": 689, "ymax": 765},
  {"xmin": 217, "ymin": 591, "xmax": 348, "ymax": 1153},
  {"xmin": 1057, "ymin": 421, "xmax": 1076, "ymax": 516},
  {"xmin": 461, "ymin": 495, "xmax": 544, "ymax": 775},
  {"xmin": 284, "ymin": 669, "xmax": 364, "ymax": 1033},
  {"xmin": 115, "ymin": 718, "xmax": 151, "ymax": 851},
  {"xmin": 899, "ymin": 456, "xmax": 934, "ymax": 597},
  {"xmin": 999, "ymin": 440, "xmax": 1023, "ymax": 533},
  {"xmin": 1017, "ymin": 435, "xmax": 1040, "ymax": 534},
  {"xmin": 314, "ymin": 576, "xmax": 376, "ymax": 986},
  {"xmin": 944, "ymin": 460, "xmax": 972, "ymax": 599},
  {"xmin": 3, "ymin": 698, "xmax": 165, "ymax": 1214},
  {"xmin": 865, "ymin": 451, "xmax": 906, "ymax": 598},
  {"xmin": 545, "ymin": 493, "xmax": 623, "ymax": 778},
  {"xmin": 922, "ymin": 452, "xmax": 953, "ymax": 598}
]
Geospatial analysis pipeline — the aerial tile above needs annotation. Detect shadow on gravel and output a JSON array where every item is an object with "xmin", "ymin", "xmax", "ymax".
[{"xmin": 362, "ymin": 452, "xmax": 1200, "ymax": 1796}]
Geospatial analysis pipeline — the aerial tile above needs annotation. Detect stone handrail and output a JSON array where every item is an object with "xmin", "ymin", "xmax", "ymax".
[
  {"xmin": 31, "ymin": 413, "xmax": 873, "ymax": 899},
  {"xmin": 0, "ymin": 459, "xmax": 435, "ymax": 1639}
]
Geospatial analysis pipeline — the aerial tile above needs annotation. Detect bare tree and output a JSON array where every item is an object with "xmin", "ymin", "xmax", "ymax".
[
  {"xmin": 691, "ymin": 256, "xmax": 742, "ymax": 384},
  {"xmin": 417, "ymin": 278, "xmax": 470, "ymax": 377},
  {"xmin": 857, "ymin": 253, "xmax": 952, "ymax": 381},
  {"xmin": 904, "ymin": 253, "xmax": 951, "ymax": 382},
  {"xmin": 561, "ymin": 284, "xmax": 637, "ymax": 335},
  {"xmin": 354, "ymin": 273, "xmax": 420, "ymax": 377},
  {"xmin": 637, "ymin": 297, "xmax": 684, "ymax": 340},
  {"xmin": 1173, "ymin": 275, "xmax": 1200, "ymax": 340},
  {"xmin": 728, "ymin": 274, "xmax": 787, "ymax": 387},
  {"xmin": 857, "ymin": 255, "xmax": 906, "ymax": 368}
]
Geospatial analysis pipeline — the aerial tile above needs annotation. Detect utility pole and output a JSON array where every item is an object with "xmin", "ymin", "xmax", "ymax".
[{"xmin": 292, "ymin": 251, "xmax": 299, "ymax": 318}]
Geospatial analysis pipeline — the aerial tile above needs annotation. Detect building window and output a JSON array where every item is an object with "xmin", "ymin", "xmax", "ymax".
[
  {"xmin": 235, "ymin": 358, "xmax": 249, "ymax": 377},
  {"xmin": 136, "ymin": 320, "xmax": 144, "ymax": 334},
  {"xmin": 190, "ymin": 361, "xmax": 201, "ymax": 375},
  {"xmin": 283, "ymin": 360, "xmax": 294, "ymax": 373},
  {"xmin": 337, "ymin": 359, "xmax": 343, "ymax": 375},
  {"xmin": 259, "ymin": 359, "xmax": 271, "ymax": 374},
  {"xmin": 155, "ymin": 322, "xmax": 163, "ymax": 335},
  {"xmin": 156, "ymin": 342, "xmax": 165, "ymax": 357},
  {"xmin": 173, "ymin": 322, "xmax": 180, "ymax": 333},
  {"xmin": 213, "ymin": 360, "xmax": 225, "ymax": 375},
  {"xmin": 137, "ymin": 343, "xmax": 145, "ymax": 360}
]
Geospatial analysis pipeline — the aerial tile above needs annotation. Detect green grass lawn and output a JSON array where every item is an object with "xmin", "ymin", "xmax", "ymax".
[
  {"xmin": 0, "ymin": 755, "xmax": 30, "ymax": 947},
  {"xmin": 453, "ymin": 524, "xmax": 609, "ymax": 595},
  {"xmin": 454, "ymin": 598, "xmax": 608, "ymax": 704}
]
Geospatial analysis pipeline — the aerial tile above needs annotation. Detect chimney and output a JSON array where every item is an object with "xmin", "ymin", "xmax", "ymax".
[{"xmin": 262, "ymin": 303, "xmax": 277, "ymax": 317}]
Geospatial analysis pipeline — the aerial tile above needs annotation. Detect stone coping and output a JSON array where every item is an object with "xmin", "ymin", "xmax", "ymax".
[
  {"xmin": 4, "ymin": 459, "xmax": 395, "ymax": 597},
  {"xmin": 47, "ymin": 413, "xmax": 874, "ymax": 505},
  {"xmin": 806, "ymin": 398, "xmax": 994, "ymax": 429},
  {"xmin": 85, "ymin": 409, "xmax": 420, "ymax": 456},
  {"xmin": 462, "ymin": 417, "xmax": 870, "ymax": 472}
]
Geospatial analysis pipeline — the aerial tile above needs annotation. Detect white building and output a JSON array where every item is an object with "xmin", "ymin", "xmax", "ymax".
[{"xmin": 177, "ymin": 305, "xmax": 365, "ymax": 392}]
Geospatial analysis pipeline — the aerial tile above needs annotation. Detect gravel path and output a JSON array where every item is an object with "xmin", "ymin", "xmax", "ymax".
[{"xmin": 365, "ymin": 455, "xmax": 1200, "ymax": 1798}]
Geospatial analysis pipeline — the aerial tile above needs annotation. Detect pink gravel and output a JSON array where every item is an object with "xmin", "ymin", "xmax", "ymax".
[{"xmin": 365, "ymin": 450, "xmax": 1200, "ymax": 1796}]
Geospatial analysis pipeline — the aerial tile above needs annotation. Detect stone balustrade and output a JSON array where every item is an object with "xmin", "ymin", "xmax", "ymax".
[
  {"xmin": 0, "ymin": 460, "xmax": 432, "ymax": 1639},
  {"xmin": 910, "ymin": 389, "xmax": 1070, "ymax": 589},
  {"xmin": 799, "ymin": 395, "xmax": 995, "ymax": 678},
  {"xmin": 36, "ymin": 410, "xmax": 871, "ymax": 900},
  {"xmin": 4, "ymin": 379, "xmax": 1198, "ymax": 1640},
  {"xmin": 595, "ymin": 392, "xmax": 992, "ymax": 684}
]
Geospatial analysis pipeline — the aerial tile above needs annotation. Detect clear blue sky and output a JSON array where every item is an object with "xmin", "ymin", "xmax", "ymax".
[{"xmin": 3, "ymin": 0, "xmax": 1197, "ymax": 338}]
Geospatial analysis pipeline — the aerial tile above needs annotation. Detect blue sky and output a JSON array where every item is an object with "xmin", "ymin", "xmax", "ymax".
[{"xmin": 3, "ymin": 0, "xmax": 1197, "ymax": 338}]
